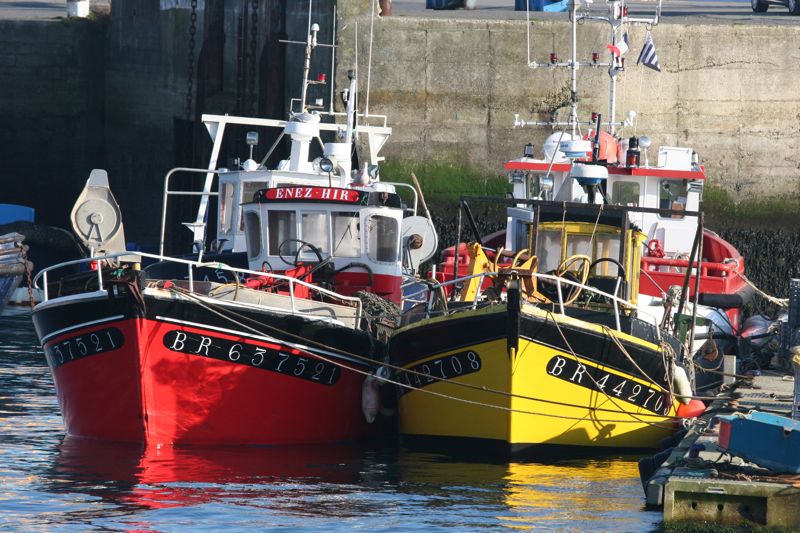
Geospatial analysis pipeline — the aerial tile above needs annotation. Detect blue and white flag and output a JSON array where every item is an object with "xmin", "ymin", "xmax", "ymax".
[{"xmin": 637, "ymin": 31, "xmax": 661, "ymax": 72}]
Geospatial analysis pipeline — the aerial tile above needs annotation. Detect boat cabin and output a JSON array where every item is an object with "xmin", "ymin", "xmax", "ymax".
[
  {"xmin": 503, "ymin": 137, "xmax": 748, "ymax": 313},
  {"xmin": 505, "ymin": 144, "xmax": 704, "ymax": 257},
  {"xmin": 504, "ymin": 201, "xmax": 645, "ymax": 305},
  {"xmin": 210, "ymin": 109, "xmax": 389, "ymax": 254},
  {"xmin": 241, "ymin": 185, "xmax": 405, "ymax": 303}
]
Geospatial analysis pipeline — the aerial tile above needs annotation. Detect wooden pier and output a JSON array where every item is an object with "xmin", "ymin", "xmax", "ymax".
[{"xmin": 645, "ymin": 370, "xmax": 800, "ymax": 529}]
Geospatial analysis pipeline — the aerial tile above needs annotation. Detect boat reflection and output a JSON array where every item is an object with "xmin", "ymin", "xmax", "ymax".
[
  {"xmin": 50, "ymin": 437, "xmax": 389, "ymax": 513},
  {"xmin": 394, "ymin": 449, "xmax": 661, "ymax": 531},
  {"xmin": 42, "ymin": 439, "xmax": 660, "ymax": 530},
  {"xmin": 501, "ymin": 459, "xmax": 656, "ymax": 530}
]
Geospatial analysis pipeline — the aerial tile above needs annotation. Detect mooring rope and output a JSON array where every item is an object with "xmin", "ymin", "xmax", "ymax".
[
  {"xmin": 724, "ymin": 258, "xmax": 788, "ymax": 308},
  {"xmin": 162, "ymin": 285, "xmax": 682, "ymax": 425},
  {"xmin": 545, "ymin": 309, "xmax": 682, "ymax": 428}
]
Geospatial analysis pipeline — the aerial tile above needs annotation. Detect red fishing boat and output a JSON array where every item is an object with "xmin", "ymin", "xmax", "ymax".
[{"xmin": 31, "ymin": 22, "xmax": 436, "ymax": 447}]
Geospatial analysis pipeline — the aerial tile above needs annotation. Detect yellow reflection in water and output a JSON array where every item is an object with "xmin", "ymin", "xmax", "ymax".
[
  {"xmin": 502, "ymin": 459, "xmax": 643, "ymax": 530},
  {"xmin": 395, "ymin": 450, "xmax": 648, "ymax": 531}
]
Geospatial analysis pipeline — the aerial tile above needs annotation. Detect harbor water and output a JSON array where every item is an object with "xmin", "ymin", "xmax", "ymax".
[{"xmin": 0, "ymin": 310, "xmax": 663, "ymax": 532}]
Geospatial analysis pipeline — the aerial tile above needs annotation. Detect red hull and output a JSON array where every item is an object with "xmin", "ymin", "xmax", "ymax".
[{"xmin": 45, "ymin": 317, "xmax": 375, "ymax": 446}]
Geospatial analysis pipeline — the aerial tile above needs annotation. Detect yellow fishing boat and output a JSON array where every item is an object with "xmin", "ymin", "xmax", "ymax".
[{"xmin": 390, "ymin": 201, "xmax": 688, "ymax": 454}]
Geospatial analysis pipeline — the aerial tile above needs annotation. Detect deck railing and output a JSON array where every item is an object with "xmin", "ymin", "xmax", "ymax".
[
  {"xmin": 33, "ymin": 251, "xmax": 363, "ymax": 327},
  {"xmin": 415, "ymin": 269, "xmax": 659, "ymax": 337}
]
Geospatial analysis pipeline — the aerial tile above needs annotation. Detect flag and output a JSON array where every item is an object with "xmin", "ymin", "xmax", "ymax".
[
  {"xmin": 637, "ymin": 31, "xmax": 661, "ymax": 72},
  {"xmin": 606, "ymin": 32, "xmax": 629, "ymax": 58}
]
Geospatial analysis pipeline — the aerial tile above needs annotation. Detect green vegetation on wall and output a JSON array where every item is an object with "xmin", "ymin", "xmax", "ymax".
[
  {"xmin": 703, "ymin": 185, "xmax": 800, "ymax": 228},
  {"xmin": 379, "ymin": 159, "xmax": 509, "ymax": 206}
]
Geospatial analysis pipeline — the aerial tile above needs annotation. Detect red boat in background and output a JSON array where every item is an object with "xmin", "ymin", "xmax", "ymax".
[
  {"xmin": 428, "ymin": 6, "xmax": 753, "ymax": 356},
  {"xmin": 434, "ymin": 137, "xmax": 749, "ymax": 344}
]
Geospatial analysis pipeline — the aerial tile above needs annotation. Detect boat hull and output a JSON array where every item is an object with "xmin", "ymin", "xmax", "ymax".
[
  {"xmin": 391, "ymin": 304, "xmax": 678, "ymax": 453},
  {"xmin": 32, "ymin": 288, "xmax": 383, "ymax": 446}
]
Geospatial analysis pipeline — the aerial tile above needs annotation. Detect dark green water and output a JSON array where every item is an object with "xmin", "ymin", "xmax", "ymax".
[{"xmin": 0, "ymin": 310, "xmax": 664, "ymax": 531}]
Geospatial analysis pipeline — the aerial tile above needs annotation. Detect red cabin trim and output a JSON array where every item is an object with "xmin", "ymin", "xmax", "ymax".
[{"xmin": 503, "ymin": 160, "xmax": 706, "ymax": 180}]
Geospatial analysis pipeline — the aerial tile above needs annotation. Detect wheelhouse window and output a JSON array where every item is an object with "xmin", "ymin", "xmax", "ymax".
[
  {"xmin": 514, "ymin": 220, "xmax": 531, "ymax": 253},
  {"xmin": 536, "ymin": 229, "xmax": 562, "ymax": 272},
  {"xmin": 593, "ymin": 233, "xmax": 621, "ymax": 276},
  {"xmin": 367, "ymin": 214, "xmax": 399, "ymax": 263},
  {"xmin": 243, "ymin": 210, "xmax": 262, "ymax": 260},
  {"xmin": 659, "ymin": 179, "xmax": 688, "ymax": 218},
  {"xmin": 301, "ymin": 212, "xmax": 329, "ymax": 255},
  {"xmin": 220, "ymin": 183, "xmax": 235, "ymax": 233},
  {"xmin": 241, "ymin": 181, "xmax": 267, "ymax": 230},
  {"xmin": 268, "ymin": 211, "xmax": 297, "ymax": 256},
  {"xmin": 565, "ymin": 233, "xmax": 592, "ymax": 259},
  {"xmin": 332, "ymin": 212, "xmax": 360, "ymax": 257},
  {"xmin": 612, "ymin": 181, "xmax": 640, "ymax": 206},
  {"xmin": 536, "ymin": 228, "xmax": 622, "ymax": 275}
]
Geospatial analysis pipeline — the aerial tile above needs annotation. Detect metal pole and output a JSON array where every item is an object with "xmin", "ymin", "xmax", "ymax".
[
  {"xmin": 570, "ymin": 0, "xmax": 578, "ymax": 137},
  {"xmin": 675, "ymin": 217, "xmax": 702, "ymax": 329},
  {"xmin": 451, "ymin": 203, "xmax": 463, "ymax": 302},
  {"xmin": 686, "ymin": 213, "xmax": 704, "ymax": 387},
  {"xmin": 329, "ymin": 4, "xmax": 336, "ymax": 114},
  {"xmin": 365, "ymin": 0, "xmax": 375, "ymax": 116}
]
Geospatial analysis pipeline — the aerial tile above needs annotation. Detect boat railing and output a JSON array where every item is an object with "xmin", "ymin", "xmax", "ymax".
[
  {"xmin": 382, "ymin": 182, "xmax": 418, "ymax": 216},
  {"xmin": 419, "ymin": 270, "xmax": 659, "ymax": 336},
  {"xmin": 33, "ymin": 251, "xmax": 364, "ymax": 327},
  {"xmin": 642, "ymin": 256, "xmax": 742, "ymax": 277},
  {"xmin": 159, "ymin": 166, "xmax": 225, "ymax": 259}
]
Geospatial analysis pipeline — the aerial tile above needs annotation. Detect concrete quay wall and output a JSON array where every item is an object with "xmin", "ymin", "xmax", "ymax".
[
  {"xmin": 338, "ymin": 14, "xmax": 800, "ymax": 199},
  {"xmin": 0, "ymin": 18, "xmax": 105, "ymax": 228}
]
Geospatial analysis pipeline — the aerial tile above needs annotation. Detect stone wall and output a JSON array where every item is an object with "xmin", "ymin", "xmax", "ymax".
[
  {"xmin": 2, "ymin": 2, "xmax": 798, "ymax": 248},
  {"xmin": 337, "ymin": 13, "xmax": 800, "ymax": 199},
  {"xmin": 0, "ymin": 18, "xmax": 105, "ymax": 228}
]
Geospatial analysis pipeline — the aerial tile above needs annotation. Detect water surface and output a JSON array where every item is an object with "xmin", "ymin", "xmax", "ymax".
[{"xmin": 0, "ymin": 310, "xmax": 663, "ymax": 531}]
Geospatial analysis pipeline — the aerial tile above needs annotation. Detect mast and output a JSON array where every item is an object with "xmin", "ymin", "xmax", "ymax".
[
  {"xmin": 515, "ymin": 0, "xmax": 661, "ymax": 137},
  {"xmin": 570, "ymin": 0, "xmax": 579, "ymax": 138},
  {"xmin": 299, "ymin": 23, "xmax": 319, "ymax": 114}
]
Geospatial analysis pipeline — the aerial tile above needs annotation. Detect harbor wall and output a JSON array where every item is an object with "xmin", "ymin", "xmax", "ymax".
[
  {"xmin": 337, "ymin": 14, "xmax": 800, "ymax": 200},
  {"xmin": 2, "ymin": 3, "xmax": 799, "ymax": 246},
  {"xmin": 0, "ymin": 18, "xmax": 105, "ymax": 228}
]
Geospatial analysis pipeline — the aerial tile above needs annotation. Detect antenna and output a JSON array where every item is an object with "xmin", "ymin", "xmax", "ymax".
[
  {"xmin": 279, "ymin": 1, "xmax": 336, "ymax": 115},
  {"xmin": 328, "ymin": 3, "xmax": 337, "ymax": 114},
  {"xmin": 516, "ymin": 0, "xmax": 661, "ymax": 136},
  {"xmin": 354, "ymin": 21, "xmax": 359, "ymax": 132},
  {"xmin": 365, "ymin": 0, "xmax": 376, "ymax": 117}
]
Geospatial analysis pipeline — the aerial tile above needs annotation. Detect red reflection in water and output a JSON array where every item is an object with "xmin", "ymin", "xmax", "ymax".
[{"xmin": 54, "ymin": 437, "xmax": 370, "ymax": 510}]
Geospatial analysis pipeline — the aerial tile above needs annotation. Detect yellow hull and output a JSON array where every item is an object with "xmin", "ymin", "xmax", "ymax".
[{"xmin": 394, "ymin": 305, "xmax": 678, "ymax": 451}]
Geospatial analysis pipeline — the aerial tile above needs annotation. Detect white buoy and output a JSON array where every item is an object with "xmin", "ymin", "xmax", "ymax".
[
  {"xmin": 673, "ymin": 365, "xmax": 693, "ymax": 405},
  {"xmin": 361, "ymin": 374, "xmax": 380, "ymax": 423}
]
